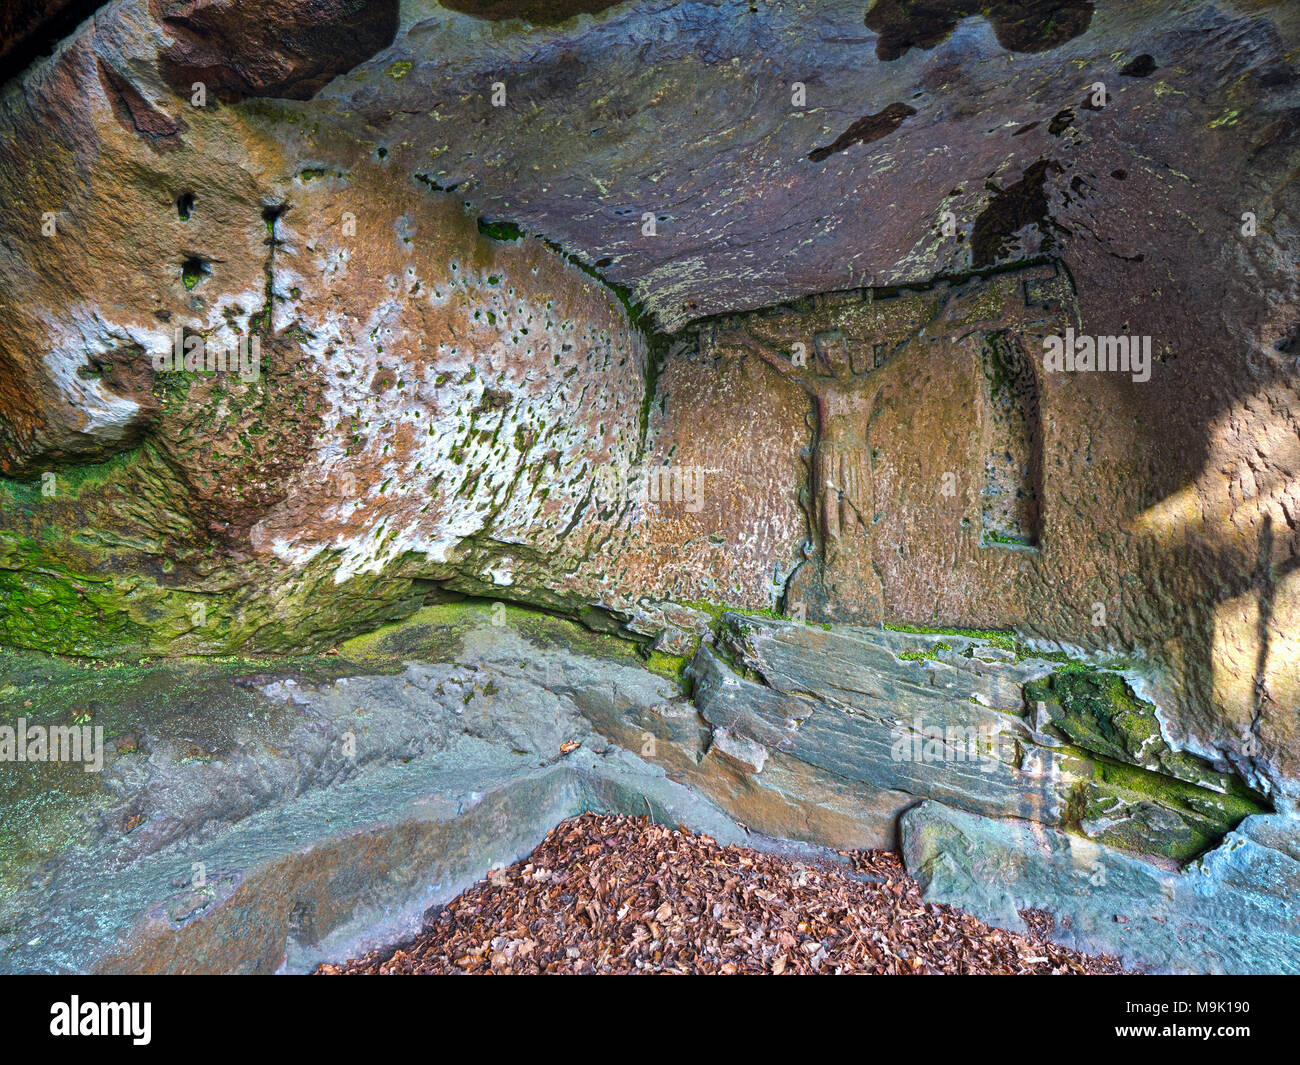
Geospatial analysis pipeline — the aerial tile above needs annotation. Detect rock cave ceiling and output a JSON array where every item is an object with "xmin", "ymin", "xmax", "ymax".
[
  {"xmin": 6, "ymin": 0, "xmax": 1293, "ymax": 333},
  {"xmin": 241, "ymin": 0, "xmax": 1298, "ymax": 328}
]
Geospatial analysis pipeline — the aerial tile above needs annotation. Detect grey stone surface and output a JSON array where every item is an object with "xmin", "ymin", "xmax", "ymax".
[
  {"xmin": 689, "ymin": 638, "xmax": 1065, "ymax": 824},
  {"xmin": 0, "ymin": 612, "xmax": 821, "ymax": 974},
  {"xmin": 687, "ymin": 612, "xmax": 1267, "ymax": 861},
  {"xmin": 901, "ymin": 799, "xmax": 1300, "ymax": 975},
  {"xmin": 0, "ymin": 606, "xmax": 1290, "ymax": 974}
]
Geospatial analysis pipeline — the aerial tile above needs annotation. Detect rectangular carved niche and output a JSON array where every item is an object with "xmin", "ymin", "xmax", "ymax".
[{"xmin": 979, "ymin": 332, "xmax": 1042, "ymax": 549}]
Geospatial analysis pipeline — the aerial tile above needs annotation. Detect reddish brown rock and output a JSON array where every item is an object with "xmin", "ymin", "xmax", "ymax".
[{"xmin": 153, "ymin": 0, "xmax": 400, "ymax": 102}]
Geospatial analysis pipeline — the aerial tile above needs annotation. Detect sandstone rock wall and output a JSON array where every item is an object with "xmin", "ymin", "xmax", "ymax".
[{"xmin": 1, "ymin": 1, "xmax": 1298, "ymax": 795}]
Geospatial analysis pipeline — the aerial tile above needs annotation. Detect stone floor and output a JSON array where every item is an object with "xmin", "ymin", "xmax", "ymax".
[{"xmin": 1, "ymin": 602, "xmax": 1295, "ymax": 974}]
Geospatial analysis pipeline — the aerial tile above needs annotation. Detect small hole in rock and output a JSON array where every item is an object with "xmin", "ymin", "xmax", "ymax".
[
  {"xmin": 177, "ymin": 193, "xmax": 195, "ymax": 221},
  {"xmin": 262, "ymin": 204, "xmax": 286, "ymax": 237},
  {"xmin": 1120, "ymin": 54, "xmax": 1157, "ymax": 77},
  {"xmin": 181, "ymin": 256, "xmax": 209, "ymax": 290}
]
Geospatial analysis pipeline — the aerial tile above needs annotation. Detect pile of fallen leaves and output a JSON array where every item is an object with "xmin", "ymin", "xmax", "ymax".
[{"xmin": 318, "ymin": 813, "xmax": 1127, "ymax": 975}]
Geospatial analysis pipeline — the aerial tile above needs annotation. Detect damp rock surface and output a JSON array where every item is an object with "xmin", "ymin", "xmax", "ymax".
[{"xmin": 1, "ymin": 1, "xmax": 1297, "ymax": 798}]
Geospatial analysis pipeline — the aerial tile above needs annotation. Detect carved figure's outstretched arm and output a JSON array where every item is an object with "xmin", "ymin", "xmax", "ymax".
[{"xmin": 729, "ymin": 329, "xmax": 810, "ymax": 388}]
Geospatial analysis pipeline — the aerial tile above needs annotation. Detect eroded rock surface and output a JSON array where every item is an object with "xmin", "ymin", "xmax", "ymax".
[
  {"xmin": 684, "ymin": 613, "xmax": 1270, "ymax": 857},
  {"xmin": 902, "ymin": 799, "xmax": 1300, "ymax": 974},
  {"xmin": 0, "ymin": 606, "xmax": 784, "ymax": 973},
  {"xmin": 1, "ymin": 0, "xmax": 1299, "ymax": 972},
  {"xmin": 2, "ymin": 605, "xmax": 1294, "ymax": 973}
]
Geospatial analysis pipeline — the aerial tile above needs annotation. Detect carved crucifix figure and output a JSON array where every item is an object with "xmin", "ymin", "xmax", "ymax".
[{"xmin": 729, "ymin": 327, "xmax": 887, "ymax": 619}]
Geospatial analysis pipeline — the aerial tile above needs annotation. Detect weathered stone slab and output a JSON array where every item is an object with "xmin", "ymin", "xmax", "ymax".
[
  {"xmin": 0, "ymin": 603, "xmax": 1289, "ymax": 974},
  {"xmin": 0, "ymin": 607, "xmax": 823, "ymax": 974},
  {"xmin": 901, "ymin": 799, "xmax": 1300, "ymax": 975},
  {"xmin": 690, "ymin": 613, "xmax": 1268, "ymax": 861},
  {"xmin": 690, "ymin": 638, "xmax": 1068, "ymax": 826}
]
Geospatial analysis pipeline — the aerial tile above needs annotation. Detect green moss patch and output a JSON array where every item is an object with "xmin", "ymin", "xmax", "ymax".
[
  {"xmin": 1024, "ymin": 669, "xmax": 1268, "ymax": 860},
  {"xmin": 477, "ymin": 218, "xmax": 524, "ymax": 242},
  {"xmin": 884, "ymin": 621, "xmax": 1017, "ymax": 653},
  {"xmin": 643, "ymin": 649, "xmax": 689, "ymax": 691},
  {"xmin": 1024, "ymin": 669, "xmax": 1250, "ymax": 796}
]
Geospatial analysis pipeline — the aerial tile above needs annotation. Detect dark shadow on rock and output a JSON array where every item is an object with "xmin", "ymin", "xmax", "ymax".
[
  {"xmin": 866, "ymin": 0, "xmax": 1094, "ymax": 61},
  {"xmin": 1252, "ymin": 513, "xmax": 1275, "ymax": 731},
  {"xmin": 809, "ymin": 102, "xmax": 917, "ymax": 162},
  {"xmin": 1120, "ymin": 53, "xmax": 1157, "ymax": 77},
  {"xmin": 0, "ymin": 0, "xmax": 109, "ymax": 87},
  {"xmin": 439, "ymin": 0, "xmax": 623, "ymax": 24},
  {"xmin": 970, "ymin": 157, "xmax": 1064, "ymax": 266},
  {"xmin": 153, "ymin": 0, "xmax": 401, "ymax": 103},
  {"xmin": 1047, "ymin": 106, "xmax": 1075, "ymax": 135}
]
